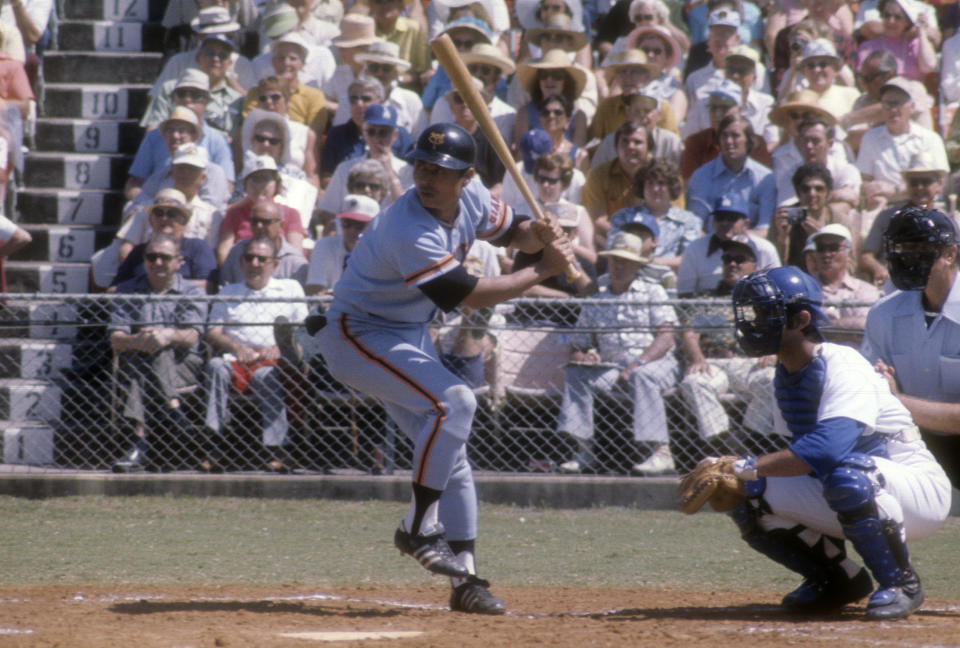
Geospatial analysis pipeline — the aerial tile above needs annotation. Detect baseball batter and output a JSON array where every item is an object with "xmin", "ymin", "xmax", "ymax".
[
  {"xmin": 717, "ymin": 266, "xmax": 951, "ymax": 619},
  {"xmin": 313, "ymin": 123, "xmax": 574, "ymax": 614}
]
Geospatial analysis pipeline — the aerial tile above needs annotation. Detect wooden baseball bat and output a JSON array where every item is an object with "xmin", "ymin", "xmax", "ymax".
[{"xmin": 430, "ymin": 34, "xmax": 581, "ymax": 281}]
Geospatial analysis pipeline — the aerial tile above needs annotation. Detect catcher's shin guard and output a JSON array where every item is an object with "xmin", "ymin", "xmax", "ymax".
[{"xmin": 822, "ymin": 454, "xmax": 924, "ymax": 619}]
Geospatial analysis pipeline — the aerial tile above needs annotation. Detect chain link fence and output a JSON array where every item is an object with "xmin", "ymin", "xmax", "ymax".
[{"xmin": 0, "ymin": 293, "xmax": 874, "ymax": 475}]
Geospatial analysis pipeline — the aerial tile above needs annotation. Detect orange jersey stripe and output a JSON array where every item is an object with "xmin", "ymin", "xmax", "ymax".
[
  {"xmin": 478, "ymin": 198, "xmax": 509, "ymax": 241},
  {"xmin": 403, "ymin": 254, "xmax": 457, "ymax": 285},
  {"xmin": 337, "ymin": 314, "xmax": 446, "ymax": 484}
]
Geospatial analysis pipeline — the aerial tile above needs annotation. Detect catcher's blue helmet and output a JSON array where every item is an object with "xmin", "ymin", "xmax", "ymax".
[
  {"xmin": 883, "ymin": 206, "xmax": 958, "ymax": 291},
  {"xmin": 409, "ymin": 123, "xmax": 476, "ymax": 171},
  {"xmin": 732, "ymin": 266, "xmax": 831, "ymax": 357}
]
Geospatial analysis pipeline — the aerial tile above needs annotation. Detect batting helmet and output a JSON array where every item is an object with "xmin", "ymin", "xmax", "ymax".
[
  {"xmin": 732, "ymin": 266, "xmax": 831, "ymax": 357},
  {"xmin": 409, "ymin": 123, "xmax": 476, "ymax": 171},
  {"xmin": 883, "ymin": 206, "xmax": 958, "ymax": 291}
]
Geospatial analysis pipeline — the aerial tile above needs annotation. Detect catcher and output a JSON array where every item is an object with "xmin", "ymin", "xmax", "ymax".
[{"xmin": 678, "ymin": 266, "xmax": 951, "ymax": 620}]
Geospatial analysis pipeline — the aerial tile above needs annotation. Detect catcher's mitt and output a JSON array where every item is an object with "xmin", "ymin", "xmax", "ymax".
[{"xmin": 677, "ymin": 456, "xmax": 746, "ymax": 514}]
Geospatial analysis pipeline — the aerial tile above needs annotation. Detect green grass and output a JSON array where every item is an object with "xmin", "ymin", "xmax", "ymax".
[{"xmin": 1, "ymin": 496, "xmax": 959, "ymax": 597}]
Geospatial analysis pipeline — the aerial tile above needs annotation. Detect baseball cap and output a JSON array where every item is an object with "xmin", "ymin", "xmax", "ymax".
[
  {"xmin": 337, "ymin": 194, "xmax": 380, "ymax": 222},
  {"xmin": 618, "ymin": 210, "xmax": 660, "ymax": 240},
  {"xmin": 200, "ymin": 33, "xmax": 237, "ymax": 51},
  {"xmin": 598, "ymin": 232, "xmax": 648, "ymax": 264},
  {"xmin": 162, "ymin": 105, "xmax": 201, "ymax": 134},
  {"xmin": 720, "ymin": 238, "xmax": 757, "ymax": 261},
  {"xmin": 440, "ymin": 16, "xmax": 493, "ymax": 44},
  {"xmin": 712, "ymin": 194, "xmax": 748, "ymax": 220},
  {"xmin": 174, "ymin": 68, "xmax": 210, "ymax": 94},
  {"xmin": 810, "ymin": 223, "xmax": 853, "ymax": 246},
  {"xmin": 879, "ymin": 76, "xmax": 917, "ymax": 103},
  {"xmin": 171, "ymin": 142, "xmax": 208, "ymax": 168},
  {"xmin": 240, "ymin": 152, "xmax": 279, "ymax": 181},
  {"xmin": 544, "ymin": 202, "xmax": 581, "ymax": 228},
  {"xmin": 801, "ymin": 38, "xmax": 841, "ymax": 67},
  {"xmin": 272, "ymin": 31, "xmax": 310, "ymax": 62},
  {"xmin": 261, "ymin": 3, "xmax": 299, "ymax": 39},
  {"xmin": 708, "ymin": 8, "xmax": 741, "ymax": 29},
  {"xmin": 709, "ymin": 79, "xmax": 743, "ymax": 106},
  {"xmin": 148, "ymin": 187, "xmax": 193, "ymax": 223},
  {"xmin": 191, "ymin": 6, "xmax": 240, "ymax": 34},
  {"xmin": 726, "ymin": 44, "xmax": 759, "ymax": 66},
  {"xmin": 363, "ymin": 104, "xmax": 399, "ymax": 128},
  {"xmin": 519, "ymin": 128, "xmax": 553, "ymax": 174}
]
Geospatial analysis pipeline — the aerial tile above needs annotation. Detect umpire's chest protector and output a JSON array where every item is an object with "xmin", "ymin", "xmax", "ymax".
[{"xmin": 774, "ymin": 354, "xmax": 827, "ymax": 438}]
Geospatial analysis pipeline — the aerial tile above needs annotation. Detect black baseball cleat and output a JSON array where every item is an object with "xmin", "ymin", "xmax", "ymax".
[
  {"xmin": 112, "ymin": 444, "xmax": 148, "ymax": 473},
  {"xmin": 865, "ymin": 571, "xmax": 924, "ymax": 620},
  {"xmin": 394, "ymin": 525, "xmax": 470, "ymax": 578},
  {"xmin": 450, "ymin": 576, "xmax": 507, "ymax": 615},
  {"xmin": 781, "ymin": 568, "xmax": 874, "ymax": 613}
]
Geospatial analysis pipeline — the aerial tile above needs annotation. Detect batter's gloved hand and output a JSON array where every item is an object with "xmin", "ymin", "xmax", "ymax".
[{"xmin": 677, "ymin": 455, "xmax": 746, "ymax": 514}]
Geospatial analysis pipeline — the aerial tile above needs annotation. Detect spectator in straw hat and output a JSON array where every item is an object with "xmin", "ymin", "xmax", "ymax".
[
  {"xmin": 589, "ymin": 48, "xmax": 675, "ymax": 142},
  {"xmin": 859, "ymin": 152, "xmax": 948, "ymax": 287},
  {"xmin": 356, "ymin": 39, "xmax": 427, "ymax": 137},
  {"xmin": 513, "ymin": 48, "xmax": 589, "ymax": 148},
  {"xmin": 152, "ymin": 7, "xmax": 255, "ymax": 95},
  {"xmin": 326, "ymin": 14, "xmax": 383, "ymax": 127},
  {"xmin": 623, "ymin": 23, "xmax": 686, "ymax": 123},
  {"xmin": 421, "ymin": 16, "xmax": 494, "ymax": 110},
  {"xmin": 430, "ymin": 43, "xmax": 515, "ymax": 143},
  {"xmin": 305, "ymin": 193, "xmax": 379, "ymax": 295},
  {"xmin": 856, "ymin": 76, "xmax": 948, "ymax": 212},
  {"xmin": 130, "ymin": 80, "xmax": 237, "ymax": 202},
  {"xmin": 555, "ymin": 229, "xmax": 681, "ymax": 476},
  {"xmin": 113, "ymin": 187, "xmax": 218, "ymax": 289},
  {"xmin": 243, "ymin": 32, "xmax": 329, "ymax": 136},
  {"xmin": 592, "ymin": 84, "xmax": 682, "ymax": 171},
  {"xmin": 780, "ymin": 38, "xmax": 860, "ymax": 119},
  {"xmin": 125, "ymin": 107, "xmax": 231, "ymax": 207}
]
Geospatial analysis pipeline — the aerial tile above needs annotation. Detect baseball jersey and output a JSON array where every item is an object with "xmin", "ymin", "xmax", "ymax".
[
  {"xmin": 329, "ymin": 178, "xmax": 514, "ymax": 324},
  {"xmin": 772, "ymin": 343, "xmax": 915, "ymax": 442}
]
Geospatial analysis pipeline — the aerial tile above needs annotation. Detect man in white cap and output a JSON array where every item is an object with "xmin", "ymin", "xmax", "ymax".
[
  {"xmin": 683, "ymin": 45, "xmax": 777, "ymax": 151},
  {"xmin": 243, "ymin": 31, "xmax": 329, "ymax": 135},
  {"xmin": 142, "ymin": 57, "xmax": 244, "ymax": 139},
  {"xmin": 807, "ymin": 223, "xmax": 881, "ymax": 332},
  {"xmin": 151, "ymin": 7, "xmax": 255, "ymax": 95},
  {"xmin": 131, "ymin": 72, "xmax": 237, "ymax": 197},
  {"xmin": 685, "ymin": 6, "xmax": 767, "ymax": 103},
  {"xmin": 357, "ymin": 40, "xmax": 427, "ymax": 138},
  {"xmin": 783, "ymin": 39, "xmax": 859, "ymax": 120},
  {"xmin": 858, "ymin": 152, "xmax": 949, "ymax": 287},
  {"xmin": 306, "ymin": 193, "xmax": 378, "ymax": 295},
  {"xmin": 856, "ymin": 77, "xmax": 948, "ymax": 211}
]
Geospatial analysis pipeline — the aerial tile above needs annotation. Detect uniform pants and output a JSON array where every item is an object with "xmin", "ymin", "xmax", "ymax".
[
  {"xmin": 758, "ymin": 440, "xmax": 951, "ymax": 541},
  {"xmin": 204, "ymin": 356, "xmax": 289, "ymax": 447},
  {"xmin": 316, "ymin": 312, "xmax": 479, "ymax": 541},
  {"xmin": 678, "ymin": 358, "xmax": 776, "ymax": 440},
  {"xmin": 557, "ymin": 353, "xmax": 681, "ymax": 444}
]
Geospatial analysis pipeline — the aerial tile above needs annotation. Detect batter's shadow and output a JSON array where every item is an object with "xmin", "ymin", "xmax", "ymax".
[
  {"xmin": 578, "ymin": 604, "xmax": 960, "ymax": 623},
  {"xmin": 110, "ymin": 599, "xmax": 404, "ymax": 619}
]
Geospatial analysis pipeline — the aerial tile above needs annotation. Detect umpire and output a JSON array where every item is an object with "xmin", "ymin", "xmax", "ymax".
[
  {"xmin": 313, "ymin": 123, "xmax": 575, "ymax": 614},
  {"xmin": 861, "ymin": 206, "xmax": 960, "ymax": 488}
]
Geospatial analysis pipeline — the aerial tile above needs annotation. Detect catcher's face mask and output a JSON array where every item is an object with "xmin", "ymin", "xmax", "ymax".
[
  {"xmin": 885, "ymin": 240, "xmax": 942, "ymax": 291},
  {"xmin": 732, "ymin": 272, "xmax": 787, "ymax": 357}
]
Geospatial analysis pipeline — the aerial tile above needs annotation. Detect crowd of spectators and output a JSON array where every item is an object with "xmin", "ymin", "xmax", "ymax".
[{"xmin": 6, "ymin": 0, "xmax": 960, "ymax": 474}]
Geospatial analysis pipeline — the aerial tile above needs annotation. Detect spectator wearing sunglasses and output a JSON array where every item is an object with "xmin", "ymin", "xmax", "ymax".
[
  {"xmin": 240, "ymin": 85, "xmax": 319, "ymax": 190},
  {"xmin": 219, "ymin": 196, "xmax": 308, "ymax": 288},
  {"xmin": 204, "ymin": 236, "xmax": 309, "ymax": 472},
  {"xmin": 112, "ymin": 188, "xmax": 218, "ymax": 290},
  {"xmin": 514, "ymin": 48, "xmax": 589, "ymax": 149},
  {"xmin": 431, "ymin": 42, "xmax": 516, "ymax": 143},
  {"xmin": 356, "ymin": 40, "xmax": 428, "ymax": 138},
  {"xmin": 218, "ymin": 152, "xmax": 307, "ymax": 268},
  {"xmin": 325, "ymin": 15, "xmax": 383, "ymax": 127},
  {"xmin": 127, "ymin": 71, "xmax": 237, "ymax": 203},
  {"xmin": 779, "ymin": 39, "xmax": 859, "ymax": 121},
  {"xmin": 676, "ymin": 237, "xmax": 779, "ymax": 458},
  {"xmin": 317, "ymin": 103, "xmax": 413, "ymax": 225},
  {"xmin": 856, "ymin": 0, "xmax": 937, "ymax": 82},
  {"xmin": 107, "ymin": 232, "xmax": 207, "ymax": 473},
  {"xmin": 319, "ymin": 76, "xmax": 413, "ymax": 182}
]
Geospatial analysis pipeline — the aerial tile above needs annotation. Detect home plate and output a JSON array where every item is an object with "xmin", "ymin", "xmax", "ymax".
[{"xmin": 279, "ymin": 631, "xmax": 424, "ymax": 641}]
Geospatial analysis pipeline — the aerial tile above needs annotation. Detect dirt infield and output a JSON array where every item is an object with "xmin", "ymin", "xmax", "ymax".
[{"xmin": 2, "ymin": 585, "xmax": 959, "ymax": 647}]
